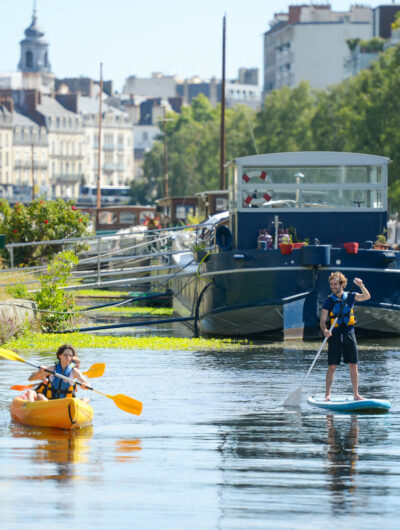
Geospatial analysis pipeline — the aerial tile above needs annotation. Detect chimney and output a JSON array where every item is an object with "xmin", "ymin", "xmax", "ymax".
[
  {"xmin": 0, "ymin": 91, "xmax": 14, "ymax": 113},
  {"xmin": 55, "ymin": 93, "xmax": 80, "ymax": 113},
  {"xmin": 23, "ymin": 89, "xmax": 41, "ymax": 112}
]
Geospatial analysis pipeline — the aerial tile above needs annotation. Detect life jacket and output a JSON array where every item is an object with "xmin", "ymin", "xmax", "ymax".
[
  {"xmin": 43, "ymin": 362, "xmax": 76, "ymax": 400},
  {"xmin": 328, "ymin": 292, "xmax": 356, "ymax": 328},
  {"xmin": 34, "ymin": 378, "xmax": 49, "ymax": 394}
]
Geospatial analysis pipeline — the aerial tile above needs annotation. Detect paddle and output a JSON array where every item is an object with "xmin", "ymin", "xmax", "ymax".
[
  {"xmin": 10, "ymin": 362, "xmax": 106, "ymax": 391},
  {"xmin": 283, "ymin": 281, "xmax": 356, "ymax": 408},
  {"xmin": 0, "ymin": 348, "xmax": 143, "ymax": 416}
]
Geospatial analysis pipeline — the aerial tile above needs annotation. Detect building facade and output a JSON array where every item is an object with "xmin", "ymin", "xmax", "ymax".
[
  {"xmin": 0, "ymin": 8, "xmax": 134, "ymax": 203},
  {"xmin": 80, "ymin": 95, "xmax": 134, "ymax": 188},
  {"xmin": 264, "ymin": 4, "xmax": 372, "ymax": 94},
  {"xmin": 0, "ymin": 102, "xmax": 13, "ymax": 199}
]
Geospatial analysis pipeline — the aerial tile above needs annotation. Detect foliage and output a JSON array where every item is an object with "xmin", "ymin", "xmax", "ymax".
[
  {"xmin": 0, "ymin": 317, "xmax": 35, "ymax": 345},
  {"xmin": 191, "ymin": 242, "xmax": 206, "ymax": 252},
  {"xmin": 94, "ymin": 306, "xmax": 173, "ymax": 315},
  {"xmin": 346, "ymin": 38, "xmax": 360, "ymax": 51},
  {"xmin": 392, "ymin": 12, "xmax": 400, "ymax": 30},
  {"xmin": 129, "ymin": 178, "xmax": 155, "ymax": 205},
  {"xmin": 34, "ymin": 250, "xmax": 78, "ymax": 332},
  {"xmin": 358, "ymin": 37, "xmax": 385, "ymax": 53},
  {"xmin": 6, "ymin": 284, "xmax": 30, "ymax": 299},
  {"xmin": 4, "ymin": 331, "xmax": 248, "ymax": 353},
  {"xmin": 74, "ymin": 289, "xmax": 129, "ymax": 298},
  {"xmin": 0, "ymin": 318, "xmax": 20, "ymax": 345},
  {"xmin": 143, "ymin": 95, "xmax": 255, "ymax": 197},
  {"xmin": 375, "ymin": 232, "xmax": 387, "ymax": 245},
  {"xmin": 255, "ymin": 82, "xmax": 317, "ymax": 153},
  {"xmin": 0, "ymin": 198, "xmax": 91, "ymax": 266}
]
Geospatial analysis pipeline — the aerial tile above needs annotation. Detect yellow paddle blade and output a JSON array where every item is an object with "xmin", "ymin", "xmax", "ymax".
[
  {"xmin": 92, "ymin": 388, "xmax": 143, "ymax": 416},
  {"xmin": 0, "ymin": 348, "xmax": 27, "ymax": 364},
  {"xmin": 83, "ymin": 363, "xmax": 105, "ymax": 378},
  {"xmin": 111, "ymin": 394, "xmax": 143, "ymax": 416}
]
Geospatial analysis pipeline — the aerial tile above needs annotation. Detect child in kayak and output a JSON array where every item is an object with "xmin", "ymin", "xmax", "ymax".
[{"xmin": 26, "ymin": 344, "xmax": 89, "ymax": 402}]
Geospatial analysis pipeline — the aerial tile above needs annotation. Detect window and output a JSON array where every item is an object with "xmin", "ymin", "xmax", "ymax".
[
  {"xmin": 120, "ymin": 212, "xmax": 136, "ymax": 224},
  {"xmin": 238, "ymin": 165, "xmax": 384, "ymax": 211},
  {"xmin": 26, "ymin": 51, "xmax": 33, "ymax": 68}
]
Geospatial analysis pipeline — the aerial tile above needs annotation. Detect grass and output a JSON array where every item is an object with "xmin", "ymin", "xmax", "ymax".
[
  {"xmin": 85, "ymin": 306, "xmax": 173, "ymax": 316},
  {"xmin": 4, "ymin": 332, "xmax": 248, "ymax": 353},
  {"xmin": 0, "ymin": 271, "xmax": 38, "ymax": 301},
  {"xmin": 74, "ymin": 289, "xmax": 132, "ymax": 298}
]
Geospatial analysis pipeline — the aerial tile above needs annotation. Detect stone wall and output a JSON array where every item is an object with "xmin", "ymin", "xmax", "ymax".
[{"xmin": 0, "ymin": 299, "xmax": 36, "ymax": 327}]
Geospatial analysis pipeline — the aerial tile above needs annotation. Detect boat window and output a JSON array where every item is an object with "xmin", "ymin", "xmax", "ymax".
[
  {"xmin": 98, "ymin": 212, "xmax": 117, "ymax": 224},
  {"xmin": 239, "ymin": 166, "xmax": 381, "ymax": 185},
  {"xmin": 120, "ymin": 212, "xmax": 136, "ymax": 224},
  {"xmin": 241, "ymin": 188, "xmax": 383, "ymax": 209}
]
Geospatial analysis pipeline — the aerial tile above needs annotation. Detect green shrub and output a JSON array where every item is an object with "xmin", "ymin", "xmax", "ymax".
[
  {"xmin": 6, "ymin": 284, "xmax": 29, "ymax": 299},
  {"xmin": 0, "ymin": 198, "xmax": 90, "ymax": 266},
  {"xmin": 34, "ymin": 250, "xmax": 78, "ymax": 332}
]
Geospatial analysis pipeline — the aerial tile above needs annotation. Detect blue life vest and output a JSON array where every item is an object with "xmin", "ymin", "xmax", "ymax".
[
  {"xmin": 328, "ymin": 292, "xmax": 356, "ymax": 328},
  {"xmin": 44, "ymin": 362, "xmax": 76, "ymax": 400}
]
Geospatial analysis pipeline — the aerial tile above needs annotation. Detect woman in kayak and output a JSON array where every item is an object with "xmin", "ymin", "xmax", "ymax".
[{"xmin": 26, "ymin": 344, "xmax": 89, "ymax": 402}]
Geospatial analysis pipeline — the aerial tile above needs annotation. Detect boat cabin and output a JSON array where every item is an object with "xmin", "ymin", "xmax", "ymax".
[{"xmin": 227, "ymin": 152, "xmax": 390, "ymax": 250}]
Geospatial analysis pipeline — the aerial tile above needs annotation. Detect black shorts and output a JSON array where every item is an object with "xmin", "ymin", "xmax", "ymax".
[{"xmin": 327, "ymin": 331, "xmax": 358, "ymax": 365}]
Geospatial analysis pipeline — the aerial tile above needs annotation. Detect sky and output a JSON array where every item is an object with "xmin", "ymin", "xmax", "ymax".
[{"xmin": 0, "ymin": 0, "xmax": 390, "ymax": 93}]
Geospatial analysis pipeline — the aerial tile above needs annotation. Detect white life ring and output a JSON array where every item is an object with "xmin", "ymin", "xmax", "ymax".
[
  {"xmin": 242, "ymin": 170, "xmax": 269, "ymax": 183},
  {"xmin": 243, "ymin": 190, "xmax": 272, "ymax": 204}
]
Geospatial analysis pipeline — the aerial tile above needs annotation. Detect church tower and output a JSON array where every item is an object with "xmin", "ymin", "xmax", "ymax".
[{"xmin": 18, "ymin": 4, "xmax": 54, "ymax": 92}]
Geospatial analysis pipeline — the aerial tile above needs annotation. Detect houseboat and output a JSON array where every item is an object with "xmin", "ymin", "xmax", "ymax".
[{"xmin": 172, "ymin": 152, "xmax": 400, "ymax": 339}]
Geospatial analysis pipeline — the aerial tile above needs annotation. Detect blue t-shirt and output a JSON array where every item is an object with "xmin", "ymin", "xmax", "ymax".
[{"xmin": 322, "ymin": 292, "xmax": 356, "ymax": 333}]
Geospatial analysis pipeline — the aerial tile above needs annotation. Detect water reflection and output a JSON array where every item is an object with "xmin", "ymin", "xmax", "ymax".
[
  {"xmin": 10, "ymin": 424, "xmax": 93, "ymax": 482},
  {"xmin": 325, "ymin": 414, "xmax": 359, "ymax": 514},
  {"xmin": 115, "ymin": 439, "xmax": 142, "ymax": 462}
]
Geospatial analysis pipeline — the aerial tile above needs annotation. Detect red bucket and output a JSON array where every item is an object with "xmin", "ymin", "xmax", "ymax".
[
  {"xmin": 343, "ymin": 242, "xmax": 359, "ymax": 254},
  {"xmin": 279, "ymin": 243, "xmax": 294, "ymax": 255}
]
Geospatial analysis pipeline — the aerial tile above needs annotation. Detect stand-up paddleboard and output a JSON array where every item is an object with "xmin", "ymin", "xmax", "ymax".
[{"xmin": 307, "ymin": 395, "xmax": 391, "ymax": 413}]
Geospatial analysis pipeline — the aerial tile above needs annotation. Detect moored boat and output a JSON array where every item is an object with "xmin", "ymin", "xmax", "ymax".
[
  {"xmin": 172, "ymin": 151, "xmax": 400, "ymax": 339},
  {"xmin": 10, "ymin": 396, "xmax": 94, "ymax": 430}
]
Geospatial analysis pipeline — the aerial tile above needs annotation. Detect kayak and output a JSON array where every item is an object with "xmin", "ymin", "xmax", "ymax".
[
  {"xmin": 307, "ymin": 395, "xmax": 391, "ymax": 414},
  {"xmin": 10, "ymin": 396, "xmax": 94, "ymax": 429}
]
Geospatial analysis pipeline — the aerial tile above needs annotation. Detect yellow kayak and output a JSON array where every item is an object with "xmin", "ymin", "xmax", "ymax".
[{"xmin": 10, "ymin": 396, "xmax": 94, "ymax": 430}]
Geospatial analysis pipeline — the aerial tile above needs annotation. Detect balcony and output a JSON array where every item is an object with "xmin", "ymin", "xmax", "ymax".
[
  {"xmin": 14, "ymin": 161, "xmax": 48, "ymax": 170},
  {"xmin": 50, "ymin": 153, "xmax": 84, "ymax": 160},
  {"xmin": 53, "ymin": 173, "xmax": 83, "ymax": 183},
  {"xmin": 103, "ymin": 163, "xmax": 125, "ymax": 172},
  {"xmin": 13, "ymin": 140, "xmax": 48, "ymax": 147}
]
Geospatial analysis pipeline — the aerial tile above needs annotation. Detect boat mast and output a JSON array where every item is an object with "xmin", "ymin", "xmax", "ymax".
[
  {"xmin": 96, "ymin": 62, "xmax": 103, "ymax": 209},
  {"xmin": 219, "ymin": 14, "xmax": 226, "ymax": 190}
]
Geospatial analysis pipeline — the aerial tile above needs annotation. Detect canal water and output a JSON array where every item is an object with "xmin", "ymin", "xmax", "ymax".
[{"xmin": 0, "ymin": 335, "xmax": 400, "ymax": 529}]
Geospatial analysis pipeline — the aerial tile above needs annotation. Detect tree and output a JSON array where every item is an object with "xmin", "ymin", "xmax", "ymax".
[
  {"xmin": 143, "ymin": 95, "xmax": 256, "ymax": 197},
  {"xmin": 255, "ymin": 81, "xmax": 316, "ymax": 154}
]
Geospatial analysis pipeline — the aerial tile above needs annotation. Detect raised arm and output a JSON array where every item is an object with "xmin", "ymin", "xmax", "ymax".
[{"xmin": 354, "ymin": 277, "xmax": 371, "ymax": 302}]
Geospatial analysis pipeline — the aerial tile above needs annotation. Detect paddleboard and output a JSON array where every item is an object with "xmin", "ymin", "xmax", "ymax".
[{"xmin": 307, "ymin": 395, "xmax": 391, "ymax": 413}]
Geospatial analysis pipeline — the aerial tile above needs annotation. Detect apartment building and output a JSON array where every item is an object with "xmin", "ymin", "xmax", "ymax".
[
  {"xmin": 79, "ymin": 96, "xmax": 134, "ymax": 188},
  {"xmin": 264, "ymin": 4, "xmax": 372, "ymax": 93},
  {"xmin": 0, "ymin": 102, "xmax": 13, "ymax": 198}
]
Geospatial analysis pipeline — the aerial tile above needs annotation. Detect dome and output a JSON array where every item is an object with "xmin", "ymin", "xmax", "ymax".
[{"xmin": 24, "ymin": 11, "xmax": 45, "ymax": 39}]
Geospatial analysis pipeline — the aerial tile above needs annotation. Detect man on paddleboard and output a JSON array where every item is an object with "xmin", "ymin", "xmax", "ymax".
[{"xmin": 320, "ymin": 272, "xmax": 370, "ymax": 401}]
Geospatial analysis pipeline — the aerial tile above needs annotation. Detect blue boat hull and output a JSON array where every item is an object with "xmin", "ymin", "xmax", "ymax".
[{"xmin": 173, "ymin": 247, "xmax": 400, "ymax": 338}]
